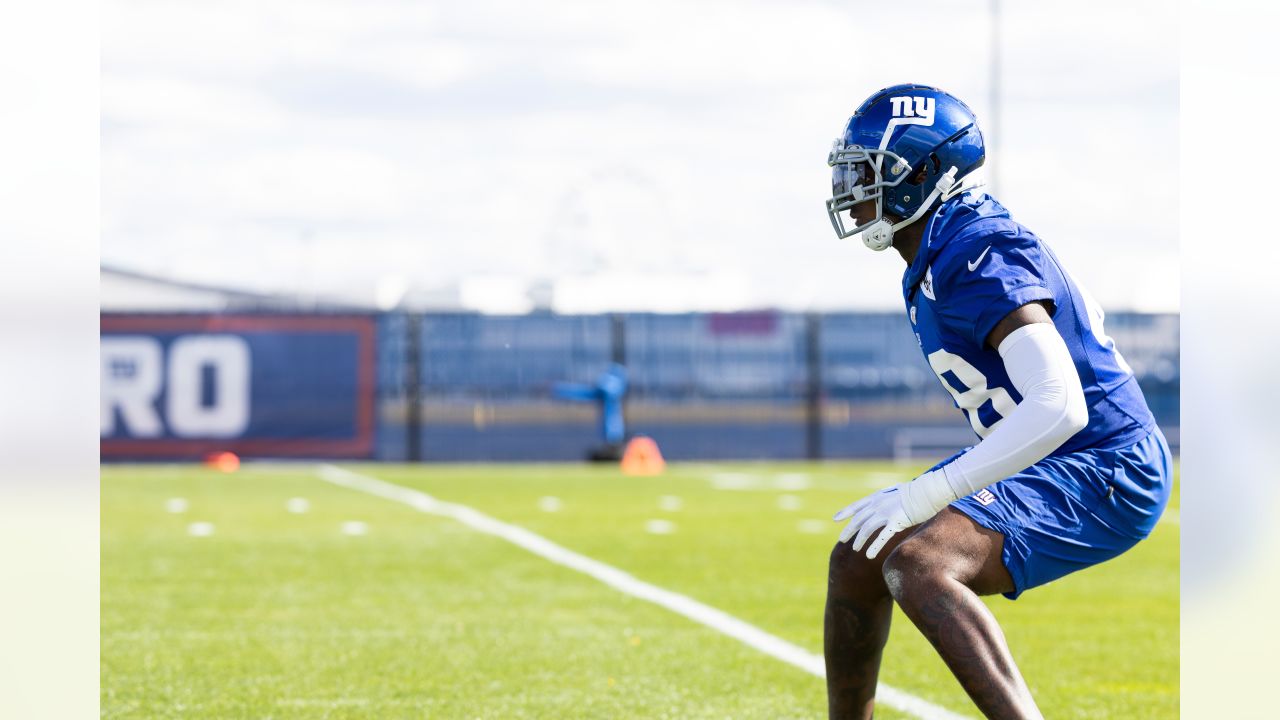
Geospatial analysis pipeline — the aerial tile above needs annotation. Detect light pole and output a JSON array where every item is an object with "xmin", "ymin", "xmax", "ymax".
[{"xmin": 989, "ymin": 0, "xmax": 1002, "ymax": 196}]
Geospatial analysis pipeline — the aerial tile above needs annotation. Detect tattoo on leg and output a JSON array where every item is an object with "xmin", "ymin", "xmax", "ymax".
[
  {"xmin": 824, "ymin": 594, "xmax": 892, "ymax": 718},
  {"xmin": 903, "ymin": 583, "xmax": 1039, "ymax": 720}
]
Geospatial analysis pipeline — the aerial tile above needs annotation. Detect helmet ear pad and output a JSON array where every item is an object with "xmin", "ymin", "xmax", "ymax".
[
  {"xmin": 896, "ymin": 151, "xmax": 947, "ymax": 199},
  {"xmin": 883, "ymin": 152, "xmax": 937, "ymax": 212},
  {"xmin": 910, "ymin": 153, "xmax": 940, "ymax": 186},
  {"xmin": 882, "ymin": 124, "xmax": 985, "ymax": 217},
  {"xmin": 872, "ymin": 120, "xmax": 948, "ymax": 213}
]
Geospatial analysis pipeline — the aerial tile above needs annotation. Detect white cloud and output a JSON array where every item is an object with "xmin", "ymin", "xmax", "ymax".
[{"xmin": 102, "ymin": 0, "xmax": 1178, "ymax": 311}]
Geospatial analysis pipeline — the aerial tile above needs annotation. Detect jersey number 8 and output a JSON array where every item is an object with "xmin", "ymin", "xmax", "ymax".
[{"xmin": 926, "ymin": 349, "xmax": 1018, "ymax": 438}]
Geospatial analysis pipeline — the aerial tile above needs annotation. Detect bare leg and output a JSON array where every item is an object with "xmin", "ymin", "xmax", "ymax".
[
  {"xmin": 824, "ymin": 529, "xmax": 915, "ymax": 719},
  {"xmin": 883, "ymin": 508, "xmax": 1043, "ymax": 720}
]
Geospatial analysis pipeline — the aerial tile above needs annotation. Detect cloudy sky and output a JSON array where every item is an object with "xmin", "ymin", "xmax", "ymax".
[{"xmin": 102, "ymin": 0, "xmax": 1177, "ymax": 312}]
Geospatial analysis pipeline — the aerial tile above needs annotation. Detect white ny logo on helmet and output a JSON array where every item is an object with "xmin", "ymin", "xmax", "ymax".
[{"xmin": 888, "ymin": 96, "xmax": 936, "ymax": 126}]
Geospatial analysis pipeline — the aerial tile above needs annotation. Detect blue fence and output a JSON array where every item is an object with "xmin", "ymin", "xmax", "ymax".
[{"xmin": 102, "ymin": 311, "xmax": 1179, "ymax": 461}]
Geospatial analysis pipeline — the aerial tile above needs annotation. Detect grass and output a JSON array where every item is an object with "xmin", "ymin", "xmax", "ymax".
[{"xmin": 101, "ymin": 461, "xmax": 1178, "ymax": 718}]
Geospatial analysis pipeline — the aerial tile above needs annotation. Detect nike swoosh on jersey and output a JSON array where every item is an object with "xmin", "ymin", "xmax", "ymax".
[{"xmin": 967, "ymin": 245, "xmax": 992, "ymax": 271}]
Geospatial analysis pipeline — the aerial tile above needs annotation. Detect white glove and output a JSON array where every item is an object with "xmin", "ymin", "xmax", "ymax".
[
  {"xmin": 833, "ymin": 470, "xmax": 954, "ymax": 559},
  {"xmin": 833, "ymin": 485, "xmax": 912, "ymax": 559}
]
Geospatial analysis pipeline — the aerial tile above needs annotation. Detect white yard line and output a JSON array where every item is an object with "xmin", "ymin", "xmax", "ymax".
[{"xmin": 315, "ymin": 464, "xmax": 970, "ymax": 720}]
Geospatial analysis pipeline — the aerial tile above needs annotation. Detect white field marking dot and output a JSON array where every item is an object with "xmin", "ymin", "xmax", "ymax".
[
  {"xmin": 709, "ymin": 472, "xmax": 759, "ymax": 490},
  {"xmin": 775, "ymin": 473, "xmax": 811, "ymax": 491},
  {"xmin": 657, "ymin": 495, "xmax": 683, "ymax": 512},
  {"xmin": 538, "ymin": 496, "xmax": 563, "ymax": 512},
  {"xmin": 777, "ymin": 494, "xmax": 803, "ymax": 511},
  {"xmin": 286, "ymin": 497, "xmax": 311, "ymax": 514},
  {"xmin": 797, "ymin": 519, "xmax": 826, "ymax": 534},
  {"xmin": 340, "ymin": 521, "xmax": 368, "ymax": 536},
  {"xmin": 187, "ymin": 521, "xmax": 215, "ymax": 537},
  {"xmin": 644, "ymin": 519, "xmax": 676, "ymax": 535},
  {"xmin": 165, "ymin": 498, "xmax": 189, "ymax": 514}
]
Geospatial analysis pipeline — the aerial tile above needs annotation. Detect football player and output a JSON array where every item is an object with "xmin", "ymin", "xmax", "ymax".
[{"xmin": 822, "ymin": 84, "xmax": 1172, "ymax": 719}]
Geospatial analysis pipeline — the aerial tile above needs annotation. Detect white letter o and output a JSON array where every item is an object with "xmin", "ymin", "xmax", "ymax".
[{"xmin": 166, "ymin": 335, "xmax": 251, "ymax": 438}]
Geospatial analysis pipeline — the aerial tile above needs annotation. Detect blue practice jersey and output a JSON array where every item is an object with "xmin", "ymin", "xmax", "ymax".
[{"xmin": 903, "ymin": 192, "xmax": 1155, "ymax": 454}]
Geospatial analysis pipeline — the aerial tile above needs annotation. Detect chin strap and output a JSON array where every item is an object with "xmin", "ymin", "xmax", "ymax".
[{"xmin": 861, "ymin": 166, "xmax": 965, "ymax": 252}]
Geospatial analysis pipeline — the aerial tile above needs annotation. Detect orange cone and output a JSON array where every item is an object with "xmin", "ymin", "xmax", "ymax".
[
  {"xmin": 205, "ymin": 451, "xmax": 240, "ymax": 473},
  {"xmin": 620, "ymin": 436, "xmax": 665, "ymax": 476}
]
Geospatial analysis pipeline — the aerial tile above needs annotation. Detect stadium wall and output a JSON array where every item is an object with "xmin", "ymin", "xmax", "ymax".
[{"xmin": 101, "ymin": 311, "xmax": 1179, "ymax": 462}]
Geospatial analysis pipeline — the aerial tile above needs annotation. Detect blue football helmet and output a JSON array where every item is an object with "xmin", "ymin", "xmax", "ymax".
[{"xmin": 826, "ymin": 84, "xmax": 986, "ymax": 250}]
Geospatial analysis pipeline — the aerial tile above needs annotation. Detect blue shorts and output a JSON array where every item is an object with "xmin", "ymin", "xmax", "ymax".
[{"xmin": 944, "ymin": 428, "xmax": 1173, "ymax": 600}]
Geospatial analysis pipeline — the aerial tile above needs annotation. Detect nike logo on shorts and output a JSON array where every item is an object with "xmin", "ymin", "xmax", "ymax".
[{"xmin": 968, "ymin": 245, "xmax": 992, "ymax": 271}]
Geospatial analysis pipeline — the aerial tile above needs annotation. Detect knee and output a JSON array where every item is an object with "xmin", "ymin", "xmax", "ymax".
[
  {"xmin": 881, "ymin": 539, "xmax": 944, "ymax": 603},
  {"xmin": 827, "ymin": 540, "xmax": 885, "ymax": 600}
]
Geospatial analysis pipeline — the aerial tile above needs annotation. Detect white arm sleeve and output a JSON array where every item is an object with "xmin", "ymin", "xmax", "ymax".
[{"xmin": 899, "ymin": 322, "xmax": 1089, "ymax": 523}]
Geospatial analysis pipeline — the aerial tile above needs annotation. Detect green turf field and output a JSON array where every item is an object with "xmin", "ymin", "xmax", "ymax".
[{"xmin": 101, "ymin": 461, "xmax": 1178, "ymax": 719}]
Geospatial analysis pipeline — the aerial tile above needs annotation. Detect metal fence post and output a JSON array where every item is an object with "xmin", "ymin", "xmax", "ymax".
[
  {"xmin": 610, "ymin": 313, "xmax": 629, "ymax": 437},
  {"xmin": 406, "ymin": 312, "xmax": 423, "ymax": 462},
  {"xmin": 610, "ymin": 313, "xmax": 627, "ymax": 366},
  {"xmin": 805, "ymin": 312, "xmax": 823, "ymax": 460}
]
